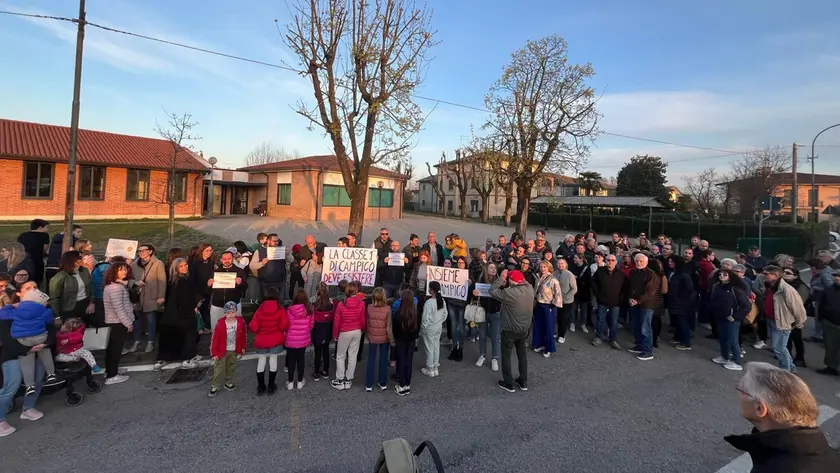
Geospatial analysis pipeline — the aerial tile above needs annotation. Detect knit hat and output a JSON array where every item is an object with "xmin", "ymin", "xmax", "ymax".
[
  {"xmin": 508, "ymin": 270, "xmax": 525, "ymax": 284},
  {"xmin": 223, "ymin": 301, "xmax": 237, "ymax": 313},
  {"xmin": 22, "ymin": 289, "xmax": 49, "ymax": 306}
]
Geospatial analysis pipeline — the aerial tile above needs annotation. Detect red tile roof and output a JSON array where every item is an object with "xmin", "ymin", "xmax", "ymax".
[
  {"xmin": 0, "ymin": 118, "xmax": 207, "ymax": 172},
  {"xmin": 239, "ymin": 155, "xmax": 406, "ymax": 179}
]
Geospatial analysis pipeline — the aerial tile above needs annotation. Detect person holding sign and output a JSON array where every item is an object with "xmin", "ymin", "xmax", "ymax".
[
  {"xmin": 445, "ymin": 257, "xmax": 471, "ymax": 363},
  {"xmin": 250, "ymin": 234, "xmax": 288, "ymax": 302},
  {"xmin": 383, "ymin": 240, "xmax": 408, "ymax": 299},
  {"xmin": 490, "ymin": 269, "xmax": 534, "ymax": 393},
  {"xmin": 533, "ymin": 261, "xmax": 563, "ymax": 359},
  {"xmin": 207, "ymin": 252, "xmax": 247, "ymax": 334}
]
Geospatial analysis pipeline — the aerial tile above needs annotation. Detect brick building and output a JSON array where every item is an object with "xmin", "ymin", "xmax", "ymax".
[
  {"xmin": 239, "ymin": 156, "xmax": 406, "ymax": 221},
  {"xmin": 0, "ymin": 118, "xmax": 206, "ymax": 221}
]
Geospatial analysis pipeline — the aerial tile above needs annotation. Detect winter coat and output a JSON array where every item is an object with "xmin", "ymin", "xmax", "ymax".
[
  {"xmin": 556, "ymin": 243, "xmax": 575, "ymax": 263},
  {"xmin": 57, "ymin": 324, "xmax": 85, "ymax": 355},
  {"xmin": 534, "ymin": 274, "xmax": 563, "ymax": 307},
  {"xmin": 103, "ymin": 281, "xmax": 135, "ymax": 327},
  {"xmin": 314, "ymin": 303, "xmax": 335, "ymax": 324},
  {"xmin": 48, "ymin": 268, "xmax": 92, "ymax": 314},
  {"xmin": 592, "ymin": 266, "xmax": 627, "ymax": 308},
  {"xmin": 420, "ymin": 297, "xmax": 447, "ymax": 334},
  {"xmin": 189, "ymin": 258, "xmax": 216, "ymax": 296},
  {"xmin": 447, "ymin": 238, "xmax": 467, "ymax": 258},
  {"xmin": 210, "ymin": 316, "xmax": 246, "ymax": 358},
  {"xmin": 161, "ymin": 276, "xmax": 200, "ymax": 329},
  {"xmin": 284, "ymin": 303, "xmax": 314, "ymax": 349},
  {"xmin": 626, "ymin": 268, "xmax": 659, "ymax": 310},
  {"xmin": 90, "ymin": 262, "xmax": 110, "ymax": 300},
  {"xmin": 552, "ymin": 269, "xmax": 577, "ymax": 304},
  {"xmin": 710, "ymin": 283, "xmax": 751, "ymax": 322},
  {"xmin": 248, "ymin": 300, "xmax": 290, "ymax": 349},
  {"xmin": 421, "ymin": 242, "xmax": 445, "ymax": 266},
  {"xmin": 250, "ymin": 246, "xmax": 288, "ymax": 284},
  {"xmin": 817, "ymin": 282, "xmax": 840, "ymax": 325},
  {"xmin": 332, "ymin": 296, "xmax": 366, "ymax": 339},
  {"xmin": 0, "ymin": 302, "xmax": 54, "ymax": 338},
  {"xmin": 698, "ymin": 260, "xmax": 715, "ymax": 293},
  {"xmin": 724, "ymin": 427, "xmax": 840, "ymax": 473},
  {"xmin": 490, "ymin": 278, "xmax": 535, "ymax": 334},
  {"xmin": 130, "ymin": 256, "xmax": 167, "ymax": 313},
  {"xmin": 0, "ymin": 319, "xmax": 55, "ymax": 365},
  {"xmin": 571, "ymin": 263, "xmax": 592, "ymax": 303},
  {"xmin": 768, "ymin": 279, "xmax": 807, "ymax": 330},
  {"xmin": 366, "ymin": 305, "xmax": 391, "ymax": 344},
  {"xmin": 667, "ymin": 270, "xmax": 696, "ymax": 316},
  {"xmin": 209, "ymin": 265, "xmax": 248, "ymax": 308}
]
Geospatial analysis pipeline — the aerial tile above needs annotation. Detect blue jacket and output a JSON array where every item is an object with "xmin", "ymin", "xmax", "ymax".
[
  {"xmin": 0, "ymin": 302, "xmax": 55, "ymax": 338},
  {"xmin": 91, "ymin": 262, "xmax": 111, "ymax": 300}
]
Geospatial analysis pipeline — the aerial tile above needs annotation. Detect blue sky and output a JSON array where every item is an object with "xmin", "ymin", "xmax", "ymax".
[{"xmin": 1, "ymin": 0, "xmax": 839, "ymax": 185}]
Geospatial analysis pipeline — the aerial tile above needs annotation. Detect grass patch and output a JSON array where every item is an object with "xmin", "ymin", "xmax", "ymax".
[{"xmin": 0, "ymin": 223, "xmax": 231, "ymax": 257}]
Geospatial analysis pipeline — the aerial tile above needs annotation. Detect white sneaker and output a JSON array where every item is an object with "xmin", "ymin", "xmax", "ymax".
[
  {"xmin": 491, "ymin": 359, "xmax": 499, "ymax": 372},
  {"xmin": 569, "ymin": 323, "xmax": 576, "ymax": 332},
  {"xmin": 752, "ymin": 340, "xmax": 766, "ymax": 349},
  {"xmin": 0, "ymin": 421, "xmax": 15, "ymax": 437},
  {"xmin": 297, "ymin": 379, "xmax": 306, "ymax": 390},
  {"xmin": 105, "ymin": 374, "xmax": 130, "ymax": 385},
  {"xmin": 701, "ymin": 323, "xmax": 712, "ymax": 331},
  {"xmin": 180, "ymin": 360, "xmax": 195, "ymax": 369},
  {"xmin": 189, "ymin": 355, "xmax": 202, "ymax": 364},
  {"xmin": 475, "ymin": 355, "xmax": 486, "ymax": 367},
  {"xmin": 724, "ymin": 361, "xmax": 743, "ymax": 371},
  {"xmin": 432, "ymin": 369, "xmax": 439, "ymax": 377},
  {"xmin": 145, "ymin": 342, "xmax": 155, "ymax": 353},
  {"xmin": 542, "ymin": 352, "xmax": 550, "ymax": 358},
  {"xmin": 20, "ymin": 408, "xmax": 44, "ymax": 421},
  {"xmin": 286, "ymin": 381, "xmax": 294, "ymax": 391},
  {"xmin": 153, "ymin": 361, "xmax": 166, "ymax": 370},
  {"xmin": 557, "ymin": 336, "xmax": 566, "ymax": 344},
  {"xmin": 121, "ymin": 348, "xmax": 131, "ymax": 356},
  {"xmin": 128, "ymin": 341, "xmax": 140, "ymax": 353},
  {"xmin": 533, "ymin": 346, "xmax": 544, "ymax": 353},
  {"xmin": 421, "ymin": 367, "xmax": 434, "ymax": 377},
  {"xmin": 711, "ymin": 356, "xmax": 728, "ymax": 365},
  {"xmin": 581, "ymin": 326, "xmax": 589, "ymax": 334},
  {"xmin": 740, "ymin": 348, "xmax": 747, "ymax": 356}
]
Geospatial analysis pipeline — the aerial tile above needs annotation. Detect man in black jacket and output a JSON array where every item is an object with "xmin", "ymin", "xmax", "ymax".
[
  {"xmin": 592, "ymin": 254, "xmax": 625, "ymax": 349},
  {"xmin": 816, "ymin": 269, "xmax": 840, "ymax": 376},
  {"xmin": 208, "ymin": 251, "xmax": 247, "ymax": 333},
  {"xmin": 372, "ymin": 227, "xmax": 393, "ymax": 286},
  {"xmin": 725, "ymin": 361, "xmax": 840, "ymax": 472},
  {"xmin": 250, "ymin": 234, "xmax": 286, "ymax": 301},
  {"xmin": 627, "ymin": 253, "xmax": 659, "ymax": 361},
  {"xmin": 422, "ymin": 232, "xmax": 445, "ymax": 267}
]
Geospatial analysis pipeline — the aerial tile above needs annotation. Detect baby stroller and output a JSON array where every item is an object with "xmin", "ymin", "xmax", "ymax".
[{"xmin": 7, "ymin": 359, "xmax": 102, "ymax": 412}]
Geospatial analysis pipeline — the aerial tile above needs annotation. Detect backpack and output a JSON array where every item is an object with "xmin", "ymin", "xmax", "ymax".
[{"xmin": 373, "ymin": 439, "xmax": 444, "ymax": 473}]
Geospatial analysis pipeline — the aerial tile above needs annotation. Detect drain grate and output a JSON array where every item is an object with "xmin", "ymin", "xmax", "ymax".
[{"xmin": 165, "ymin": 367, "xmax": 209, "ymax": 384}]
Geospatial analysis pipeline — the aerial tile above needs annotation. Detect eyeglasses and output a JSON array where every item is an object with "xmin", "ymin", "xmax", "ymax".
[
  {"xmin": 380, "ymin": 233, "xmax": 389, "ymax": 236},
  {"xmin": 139, "ymin": 248, "xmax": 151, "ymax": 253}
]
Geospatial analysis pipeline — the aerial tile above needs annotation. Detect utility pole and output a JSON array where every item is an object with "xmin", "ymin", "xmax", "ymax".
[
  {"xmin": 62, "ymin": 0, "xmax": 87, "ymax": 252},
  {"xmin": 790, "ymin": 142, "xmax": 797, "ymax": 223}
]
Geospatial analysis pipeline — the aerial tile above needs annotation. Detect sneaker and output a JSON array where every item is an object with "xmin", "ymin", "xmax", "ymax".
[
  {"xmin": 591, "ymin": 338, "xmax": 602, "ymax": 346},
  {"xmin": 45, "ymin": 374, "xmax": 57, "ymax": 384},
  {"xmin": 189, "ymin": 355, "xmax": 202, "ymax": 364},
  {"xmin": 675, "ymin": 344, "xmax": 692, "ymax": 351},
  {"xmin": 421, "ymin": 367, "xmax": 434, "ymax": 377},
  {"xmin": 181, "ymin": 360, "xmax": 196, "ymax": 369},
  {"xmin": 24, "ymin": 386, "xmax": 36, "ymax": 396},
  {"xmin": 208, "ymin": 386, "xmax": 219, "ymax": 398},
  {"xmin": 105, "ymin": 374, "xmax": 130, "ymax": 385},
  {"xmin": 476, "ymin": 355, "xmax": 486, "ymax": 367},
  {"xmin": 153, "ymin": 361, "xmax": 165, "ymax": 370},
  {"xmin": 628, "ymin": 347, "xmax": 643, "ymax": 354},
  {"xmin": 286, "ymin": 381, "xmax": 295, "ymax": 391},
  {"xmin": 312, "ymin": 372, "xmax": 321, "ymax": 381},
  {"xmin": 344, "ymin": 380, "xmax": 352, "ymax": 390},
  {"xmin": 0, "ymin": 421, "xmax": 15, "ymax": 437},
  {"xmin": 581, "ymin": 326, "xmax": 589, "ymax": 334},
  {"xmin": 378, "ymin": 383, "xmax": 387, "ymax": 391},
  {"xmin": 636, "ymin": 354, "xmax": 654, "ymax": 361},
  {"xmin": 394, "ymin": 385, "xmax": 406, "ymax": 396},
  {"xmin": 741, "ymin": 348, "xmax": 747, "ymax": 356},
  {"xmin": 542, "ymin": 352, "xmax": 550, "ymax": 358},
  {"xmin": 121, "ymin": 348, "xmax": 131, "ymax": 355},
  {"xmin": 701, "ymin": 323, "xmax": 712, "ymax": 331},
  {"xmin": 532, "ymin": 347, "xmax": 544, "ymax": 353},
  {"xmin": 224, "ymin": 383, "xmax": 236, "ymax": 392},
  {"xmin": 19, "ymin": 408, "xmax": 44, "ymax": 421},
  {"xmin": 319, "ymin": 370, "xmax": 329, "ymax": 378},
  {"xmin": 557, "ymin": 336, "xmax": 566, "ymax": 344},
  {"xmin": 668, "ymin": 339, "xmax": 680, "ymax": 345},
  {"xmin": 491, "ymin": 359, "xmax": 499, "ymax": 372},
  {"xmin": 724, "ymin": 361, "xmax": 743, "ymax": 371},
  {"xmin": 569, "ymin": 323, "xmax": 576, "ymax": 332},
  {"xmin": 712, "ymin": 356, "xmax": 728, "ymax": 364},
  {"xmin": 514, "ymin": 378, "xmax": 528, "ymax": 391},
  {"xmin": 365, "ymin": 386, "xmax": 372, "ymax": 392},
  {"xmin": 91, "ymin": 365, "xmax": 103, "ymax": 374},
  {"xmin": 433, "ymin": 369, "xmax": 439, "ymax": 377},
  {"xmin": 403, "ymin": 385, "xmax": 411, "ymax": 395},
  {"xmin": 296, "ymin": 379, "xmax": 306, "ymax": 390},
  {"xmin": 145, "ymin": 342, "xmax": 155, "ymax": 353},
  {"xmin": 753, "ymin": 340, "xmax": 766, "ymax": 349},
  {"xmin": 609, "ymin": 340, "xmax": 621, "ymax": 350},
  {"xmin": 497, "ymin": 380, "xmax": 515, "ymax": 393},
  {"xmin": 128, "ymin": 341, "xmax": 140, "ymax": 353}
]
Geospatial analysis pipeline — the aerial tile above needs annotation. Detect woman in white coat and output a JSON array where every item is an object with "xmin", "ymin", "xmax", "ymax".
[{"xmin": 420, "ymin": 281, "xmax": 447, "ymax": 378}]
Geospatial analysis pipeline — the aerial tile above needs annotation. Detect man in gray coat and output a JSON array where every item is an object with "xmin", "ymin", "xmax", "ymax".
[{"xmin": 490, "ymin": 269, "xmax": 535, "ymax": 393}]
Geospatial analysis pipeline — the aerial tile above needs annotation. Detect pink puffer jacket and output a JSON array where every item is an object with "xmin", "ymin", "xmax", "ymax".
[{"xmin": 285, "ymin": 303, "xmax": 314, "ymax": 349}]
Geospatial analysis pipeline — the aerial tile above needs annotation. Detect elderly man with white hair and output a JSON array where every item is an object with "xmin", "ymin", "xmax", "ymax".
[
  {"xmin": 725, "ymin": 362, "xmax": 840, "ymax": 472},
  {"xmin": 626, "ymin": 253, "xmax": 659, "ymax": 361}
]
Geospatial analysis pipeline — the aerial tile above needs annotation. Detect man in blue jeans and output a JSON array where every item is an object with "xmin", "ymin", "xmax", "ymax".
[
  {"xmin": 759, "ymin": 265, "xmax": 806, "ymax": 372},
  {"xmin": 626, "ymin": 253, "xmax": 659, "ymax": 361},
  {"xmin": 592, "ymin": 254, "xmax": 626, "ymax": 349}
]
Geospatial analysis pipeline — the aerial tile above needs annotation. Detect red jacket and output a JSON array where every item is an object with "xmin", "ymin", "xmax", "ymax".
[
  {"xmin": 248, "ymin": 300, "xmax": 289, "ymax": 350},
  {"xmin": 211, "ymin": 316, "xmax": 247, "ymax": 358},
  {"xmin": 620, "ymin": 262, "xmax": 635, "ymax": 278},
  {"xmin": 314, "ymin": 304, "xmax": 334, "ymax": 324},
  {"xmin": 699, "ymin": 260, "xmax": 715, "ymax": 293},
  {"xmin": 57, "ymin": 324, "xmax": 85, "ymax": 355},
  {"xmin": 332, "ymin": 296, "xmax": 366, "ymax": 340}
]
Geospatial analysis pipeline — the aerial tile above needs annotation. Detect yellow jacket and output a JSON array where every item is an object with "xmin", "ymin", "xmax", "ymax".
[{"xmin": 447, "ymin": 238, "xmax": 467, "ymax": 258}]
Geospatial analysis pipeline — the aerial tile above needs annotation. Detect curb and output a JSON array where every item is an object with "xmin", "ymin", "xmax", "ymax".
[{"xmin": 122, "ymin": 343, "xmax": 335, "ymax": 373}]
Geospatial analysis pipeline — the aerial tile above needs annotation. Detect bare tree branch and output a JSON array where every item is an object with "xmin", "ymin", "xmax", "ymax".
[
  {"xmin": 682, "ymin": 168, "xmax": 720, "ymax": 215},
  {"xmin": 728, "ymin": 145, "xmax": 790, "ymax": 218},
  {"xmin": 425, "ymin": 159, "xmax": 447, "ymax": 216},
  {"xmin": 244, "ymin": 142, "xmax": 300, "ymax": 166}
]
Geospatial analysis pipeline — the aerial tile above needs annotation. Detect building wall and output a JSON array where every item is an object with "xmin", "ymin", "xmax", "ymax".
[
  {"xmin": 417, "ymin": 182, "xmax": 437, "ymax": 212},
  {"xmin": 0, "ymin": 159, "xmax": 202, "ymax": 220},
  {"xmin": 778, "ymin": 184, "xmax": 840, "ymax": 220}
]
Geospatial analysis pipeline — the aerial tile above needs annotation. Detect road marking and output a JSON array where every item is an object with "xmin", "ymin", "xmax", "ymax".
[{"xmin": 715, "ymin": 404, "xmax": 839, "ymax": 473}]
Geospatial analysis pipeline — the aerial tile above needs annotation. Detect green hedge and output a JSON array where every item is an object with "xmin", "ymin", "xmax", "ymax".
[{"xmin": 528, "ymin": 212, "xmax": 828, "ymax": 259}]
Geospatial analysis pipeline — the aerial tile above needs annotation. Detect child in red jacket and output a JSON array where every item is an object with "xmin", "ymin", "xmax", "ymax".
[
  {"xmin": 209, "ymin": 302, "xmax": 246, "ymax": 397},
  {"xmin": 56, "ymin": 317, "xmax": 102, "ymax": 374},
  {"xmin": 248, "ymin": 287, "xmax": 289, "ymax": 395}
]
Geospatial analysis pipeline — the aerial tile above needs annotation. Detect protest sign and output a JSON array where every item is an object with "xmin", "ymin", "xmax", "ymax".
[
  {"xmin": 474, "ymin": 283, "xmax": 491, "ymax": 298},
  {"xmin": 105, "ymin": 238, "xmax": 138, "ymax": 260},
  {"xmin": 321, "ymin": 247, "xmax": 378, "ymax": 286},
  {"xmin": 267, "ymin": 246, "xmax": 285, "ymax": 260},
  {"xmin": 212, "ymin": 272, "xmax": 237, "ymax": 289},
  {"xmin": 387, "ymin": 253, "xmax": 405, "ymax": 266},
  {"xmin": 426, "ymin": 266, "xmax": 469, "ymax": 301}
]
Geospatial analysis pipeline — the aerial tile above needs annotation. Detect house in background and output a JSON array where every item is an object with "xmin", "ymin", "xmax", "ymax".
[
  {"xmin": 0, "ymin": 118, "xmax": 206, "ymax": 221},
  {"xmin": 201, "ymin": 168, "xmax": 266, "ymax": 216},
  {"xmin": 720, "ymin": 172, "xmax": 840, "ymax": 221},
  {"xmin": 238, "ymin": 155, "xmax": 406, "ymax": 221}
]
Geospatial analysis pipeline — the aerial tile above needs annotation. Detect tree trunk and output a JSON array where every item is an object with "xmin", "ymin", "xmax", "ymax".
[
  {"xmin": 503, "ymin": 184, "xmax": 513, "ymax": 227},
  {"xmin": 347, "ymin": 184, "xmax": 369, "ymax": 240},
  {"xmin": 439, "ymin": 195, "xmax": 446, "ymax": 217},
  {"xmin": 459, "ymin": 191, "xmax": 467, "ymax": 219},
  {"xmin": 480, "ymin": 194, "xmax": 490, "ymax": 223},
  {"xmin": 515, "ymin": 183, "xmax": 531, "ymax": 236}
]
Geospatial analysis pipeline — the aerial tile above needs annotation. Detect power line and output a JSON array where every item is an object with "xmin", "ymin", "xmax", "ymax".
[{"xmin": 0, "ymin": 9, "xmax": 76, "ymax": 22}]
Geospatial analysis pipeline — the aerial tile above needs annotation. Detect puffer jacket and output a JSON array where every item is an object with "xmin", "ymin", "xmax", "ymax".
[
  {"xmin": 103, "ymin": 281, "xmax": 135, "ymax": 327},
  {"xmin": 447, "ymin": 238, "xmax": 467, "ymax": 258},
  {"xmin": 57, "ymin": 324, "xmax": 85, "ymax": 355},
  {"xmin": 332, "ymin": 296, "xmax": 366, "ymax": 339},
  {"xmin": 248, "ymin": 300, "xmax": 290, "ymax": 349},
  {"xmin": 314, "ymin": 303, "xmax": 335, "ymax": 324},
  {"xmin": 285, "ymin": 304, "xmax": 315, "ymax": 349},
  {"xmin": 0, "ymin": 302, "xmax": 54, "ymax": 338},
  {"xmin": 366, "ymin": 305, "xmax": 391, "ymax": 344},
  {"xmin": 534, "ymin": 273, "xmax": 563, "ymax": 307}
]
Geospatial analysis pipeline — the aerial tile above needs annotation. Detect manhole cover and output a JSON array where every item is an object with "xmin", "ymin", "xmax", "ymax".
[{"xmin": 165, "ymin": 367, "xmax": 209, "ymax": 384}]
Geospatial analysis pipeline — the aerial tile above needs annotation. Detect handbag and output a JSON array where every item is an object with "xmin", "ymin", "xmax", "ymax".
[
  {"xmin": 83, "ymin": 326, "xmax": 111, "ymax": 351},
  {"xmin": 465, "ymin": 301, "xmax": 485, "ymax": 324},
  {"xmin": 745, "ymin": 301, "xmax": 759, "ymax": 325}
]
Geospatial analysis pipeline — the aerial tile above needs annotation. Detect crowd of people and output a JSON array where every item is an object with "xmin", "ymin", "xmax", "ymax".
[{"xmin": 1, "ymin": 219, "xmax": 840, "ymax": 441}]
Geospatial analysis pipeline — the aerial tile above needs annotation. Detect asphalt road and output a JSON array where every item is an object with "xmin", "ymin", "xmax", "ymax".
[{"xmin": 3, "ymin": 323, "xmax": 839, "ymax": 473}]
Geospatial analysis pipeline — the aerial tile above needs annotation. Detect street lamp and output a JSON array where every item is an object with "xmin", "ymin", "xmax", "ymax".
[
  {"xmin": 208, "ymin": 156, "xmax": 217, "ymax": 219},
  {"xmin": 377, "ymin": 180, "xmax": 384, "ymax": 222},
  {"xmin": 810, "ymin": 123, "xmax": 840, "ymax": 222}
]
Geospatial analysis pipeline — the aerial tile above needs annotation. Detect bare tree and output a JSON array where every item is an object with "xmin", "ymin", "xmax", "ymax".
[
  {"xmin": 284, "ymin": 0, "xmax": 436, "ymax": 239},
  {"xmin": 469, "ymin": 153, "xmax": 495, "ymax": 223},
  {"xmin": 438, "ymin": 150, "xmax": 474, "ymax": 219},
  {"xmin": 484, "ymin": 34, "xmax": 600, "ymax": 235},
  {"xmin": 425, "ymin": 160, "xmax": 447, "ymax": 216},
  {"xmin": 729, "ymin": 146, "xmax": 790, "ymax": 217},
  {"xmin": 154, "ymin": 111, "xmax": 201, "ymax": 247},
  {"xmin": 682, "ymin": 168, "xmax": 721, "ymax": 215},
  {"xmin": 244, "ymin": 142, "xmax": 300, "ymax": 166}
]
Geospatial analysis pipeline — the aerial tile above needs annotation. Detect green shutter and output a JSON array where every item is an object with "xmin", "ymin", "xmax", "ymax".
[{"xmin": 322, "ymin": 185, "xmax": 339, "ymax": 206}]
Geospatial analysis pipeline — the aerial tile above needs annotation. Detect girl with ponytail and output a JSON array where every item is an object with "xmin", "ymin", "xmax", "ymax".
[{"xmin": 419, "ymin": 281, "xmax": 447, "ymax": 378}]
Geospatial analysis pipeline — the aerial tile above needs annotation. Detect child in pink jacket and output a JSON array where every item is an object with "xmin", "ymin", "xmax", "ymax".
[
  {"xmin": 285, "ymin": 289, "xmax": 315, "ymax": 390},
  {"xmin": 56, "ymin": 317, "xmax": 102, "ymax": 374}
]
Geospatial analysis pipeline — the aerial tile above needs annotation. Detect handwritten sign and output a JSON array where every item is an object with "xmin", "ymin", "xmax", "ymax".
[
  {"xmin": 474, "ymin": 283, "xmax": 491, "ymax": 297},
  {"xmin": 388, "ymin": 253, "xmax": 405, "ymax": 266},
  {"xmin": 321, "ymin": 247, "xmax": 377, "ymax": 286},
  {"xmin": 212, "ymin": 272, "xmax": 237, "ymax": 289},
  {"xmin": 267, "ymin": 246, "xmax": 285, "ymax": 260},
  {"xmin": 426, "ymin": 266, "xmax": 469, "ymax": 301},
  {"xmin": 105, "ymin": 238, "xmax": 138, "ymax": 260}
]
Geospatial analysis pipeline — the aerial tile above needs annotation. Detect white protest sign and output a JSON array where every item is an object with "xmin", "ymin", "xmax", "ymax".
[
  {"xmin": 388, "ymin": 253, "xmax": 405, "ymax": 266},
  {"xmin": 321, "ymin": 247, "xmax": 378, "ymax": 286},
  {"xmin": 105, "ymin": 238, "xmax": 138, "ymax": 260},
  {"xmin": 474, "ymin": 283, "xmax": 491, "ymax": 298},
  {"xmin": 267, "ymin": 246, "xmax": 285, "ymax": 260},
  {"xmin": 426, "ymin": 266, "xmax": 469, "ymax": 301},
  {"xmin": 212, "ymin": 272, "xmax": 237, "ymax": 289}
]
